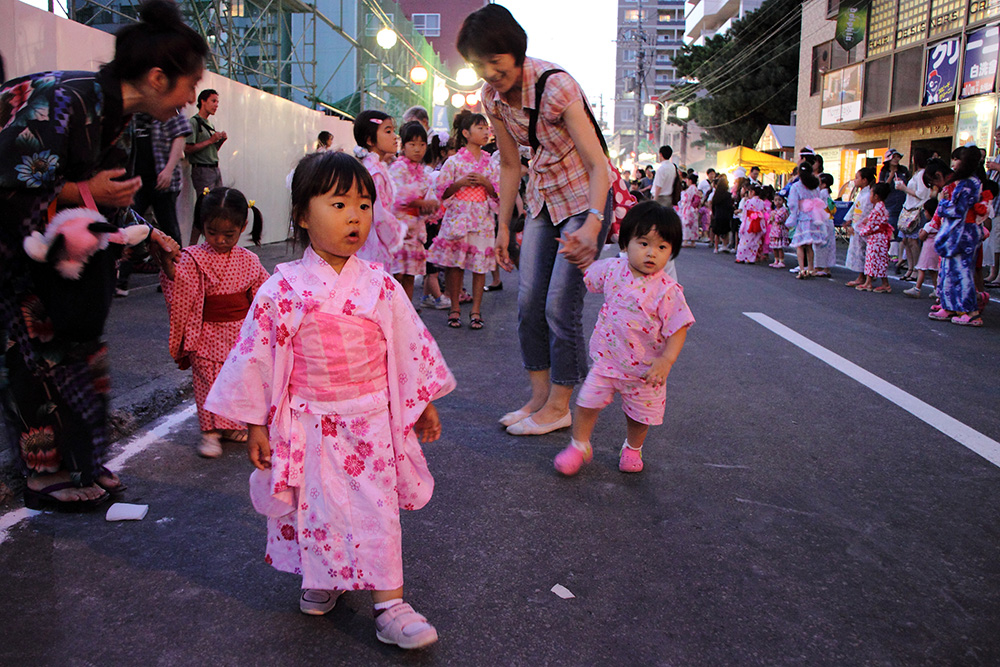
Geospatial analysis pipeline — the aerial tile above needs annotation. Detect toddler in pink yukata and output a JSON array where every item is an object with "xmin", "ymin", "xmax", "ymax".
[{"xmin": 554, "ymin": 201, "xmax": 694, "ymax": 476}]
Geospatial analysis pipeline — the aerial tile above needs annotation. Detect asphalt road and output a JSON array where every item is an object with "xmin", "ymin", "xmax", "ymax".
[{"xmin": 2, "ymin": 241, "xmax": 998, "ymax": 666}]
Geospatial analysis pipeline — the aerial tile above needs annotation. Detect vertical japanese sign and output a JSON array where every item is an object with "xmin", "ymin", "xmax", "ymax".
[
  {"xmin": 961, "ymin": 25, "xmax": 1000, "ymax": 99},
  {"xmin": 923, "ymin": 37, "xmax": 960, "ymax": 105},
  {"xmin": 837, "ymin": 0, "xmax": 869, "ymax": 51}
]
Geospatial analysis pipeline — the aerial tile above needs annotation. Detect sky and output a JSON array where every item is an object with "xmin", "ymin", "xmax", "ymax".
[{"xmin": 498, "ymin": 0, "xmax": 617, "ymax": 128}]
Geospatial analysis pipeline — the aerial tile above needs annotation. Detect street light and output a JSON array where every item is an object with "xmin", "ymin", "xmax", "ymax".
[
  {"xmin": 676, "ymin": 105, "xmax": 690, "ymax": 120},
  {"xmin": 376, "ymin": 27, "xmax": 397, "ymax": 49},
  {"xmin": 643, "ymin": 103, "xmax": 657, "ymax": 118}
]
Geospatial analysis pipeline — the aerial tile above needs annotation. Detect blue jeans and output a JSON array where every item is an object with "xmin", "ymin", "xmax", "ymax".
[{"xmin": 517, "ymin": 197, "xmax": 611, "ymax": 386}]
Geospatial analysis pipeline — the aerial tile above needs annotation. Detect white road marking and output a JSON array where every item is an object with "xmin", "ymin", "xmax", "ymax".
[
  {"xmin": 745, "ymin": 312, "xmax": 1000, "ymax": 468},
  {"xmin": 0, "ymin": 402, "xmax": 196, "ymax": 545}
]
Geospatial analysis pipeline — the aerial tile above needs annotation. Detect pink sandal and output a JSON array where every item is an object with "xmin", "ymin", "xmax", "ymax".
[
  {"xmin": 619, "ymin": 443, "xmax": 644, "ymax": 473},
  {"xmin": 928, "ymin": 309, "xmax": 952, "ymax": 321},
  {"xmin": 951, "ymin": 313, "xmax": 983, "ymax": 327},
  {"xmin": 554, "ymin": 440, "xmax": 592, "ymax": 476}
]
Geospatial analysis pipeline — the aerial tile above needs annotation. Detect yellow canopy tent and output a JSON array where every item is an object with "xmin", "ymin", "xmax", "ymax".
[{"xmin": 715, "ymin": 146, "xmax": 797, "ymax": 175}]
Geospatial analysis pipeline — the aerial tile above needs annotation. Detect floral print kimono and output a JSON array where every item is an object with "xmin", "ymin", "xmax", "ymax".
[
  {"xmin": 388, "ymin": 156, "xmax": 435, "ymax": 276},
  {"xmin": 427, "ymin": 147, "xmax": 499, "ymax": 274},
  {"xmin": 735, "ymin": 196, "xmax": 769, "ymax": 262},
  {"xmin": 205, "ymin": 248, "xmax": 456, "ymax": 591},
  {"xmin": 679, "ymin": 184, "xmax": 701, "ymax": 243},
  {"xmin": 354, "ymin": 148, "xmax": 405, "ymax": 270},
  {"xmin": 933, "ymin": 178, "xmax": 984, "ymax": 313},
  {"xmin": 0, "ymin": 69, "xmax": 136, "ymax": 483},
  {"xmin": 161, "ymin": 244, "xmax": 270, "ymax": 432}
]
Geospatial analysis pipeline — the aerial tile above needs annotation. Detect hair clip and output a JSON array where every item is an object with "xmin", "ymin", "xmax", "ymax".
[
  {"xmin": 248, "ymin": 199, "xmax": 256, "ymax": 208},
  {"xmin": 370, "ymin": 118, "xmax": 383, "ymax": 124},
  {"xmin": 202, "ymin": 187, "xmax": 211, "ymax": 196}
]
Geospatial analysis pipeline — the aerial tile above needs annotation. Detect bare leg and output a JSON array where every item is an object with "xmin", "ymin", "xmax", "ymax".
[
  {"xmin": 395, "ymin": 274, "xmax": 415, "ymax": 301},
  {"xmin": 531, "ymin": 383, "xmax": 574, "ymax": 425},
  {"xmin": 625, "ymin": 416, "xmax": 650, "ymax": 448},
  {"xmin": 445, "ymin": 268, "xmax": 463, "ymax": 312},
  {"xmin": 470, "ymin": 272, "xmax": 485, "ymax": 316},
  {"xmin": 571, "ymin": 405, "xmax": 602, "ymax": 444},
  {"xmin": 372, "ymin": 587, "xmax": 404, "ymax": 604},
  {"xmin": 489, "ymin": 267, "xmax": 502, "ymax": 288}
]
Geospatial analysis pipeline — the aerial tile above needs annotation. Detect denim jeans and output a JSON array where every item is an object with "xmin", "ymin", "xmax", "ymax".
[{"xmin": 517, "ymin": 196, "xmax": 612, "ymax": 386}]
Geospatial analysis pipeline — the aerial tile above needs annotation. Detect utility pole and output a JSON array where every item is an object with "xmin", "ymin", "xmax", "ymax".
[{"xmin": 632, "ymin": 4, "xmax": 648, "ymax": 163}]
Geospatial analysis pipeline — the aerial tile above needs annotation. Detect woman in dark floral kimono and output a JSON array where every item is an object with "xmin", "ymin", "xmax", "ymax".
[{"xmin": 0, "ymin": 0, "xmax": 206, "ymax": 510}]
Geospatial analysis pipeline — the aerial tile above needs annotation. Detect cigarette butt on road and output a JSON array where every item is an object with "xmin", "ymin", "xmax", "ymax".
[
  {"xmin": 105, "ymin": 503, "xmax": 149, "ymax": 521},
  {"xmin": 551, "ymin": 584, "xmax": 575, "ymax": 599}
]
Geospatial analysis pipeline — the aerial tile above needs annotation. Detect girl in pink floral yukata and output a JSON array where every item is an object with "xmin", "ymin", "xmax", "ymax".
[
  {"xmin": 205, "ymin": 151, "xmax": 455, "ymax": 650},
  {"xmin": 388, "ymin": 121, "xmax": 439, "ymax": 301},
  {"xmin": 554, "ymin": 201, "xmax": 694, "ymax": 476},
  {"xmin": 426, "ymin": 110, "xmax": 499, "ymax": 330}
]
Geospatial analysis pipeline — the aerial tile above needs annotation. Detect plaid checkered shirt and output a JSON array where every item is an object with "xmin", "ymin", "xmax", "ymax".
[
  {"xmin": 482, "ymin": 57, "xmax": 612, "ymax": 225},
  {"xmin": 134, "ymin": 111, "xmax": 191, "ymax": 193}
]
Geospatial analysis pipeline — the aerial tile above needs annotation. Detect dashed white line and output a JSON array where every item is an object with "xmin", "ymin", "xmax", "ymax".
[
  {"xmin": 745, "ymin": 312, "xmax": 1000, "ymax": 469},
  {"xmin": 0, "ymin": 402, "xmax": 196, "ymax": 545}
]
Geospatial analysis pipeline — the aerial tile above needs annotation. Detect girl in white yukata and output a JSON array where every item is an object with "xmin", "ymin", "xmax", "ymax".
[
  {"xmin": 205, "ymin": 152, "xmax": 455, "ymax": 650},
  {"xmin": 352, "ymin": 110, "xmax": 405, "ymax": 269},
  {"xmin": 844, "ymin": 167, "xmax": 876, "ymax": 287},
  {"xmin": 553, "ymin": 201, "xmax": 694, "ymax": 477},
  {"xmin": 388, "ymin": 121, "xmax": 439, "ymax": 301},
  {"xmin": 160, "ymin": 187, "xmax": 268, "ymax": 458},
  {"xmin": 426, "ymin": 111, "xmax": 499, "ymax": 330}
]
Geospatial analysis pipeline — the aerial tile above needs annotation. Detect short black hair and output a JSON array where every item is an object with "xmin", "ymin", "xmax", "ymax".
[
  {"xmin": 857, "ymin": 166, "xmax": 876, "ymax": 185},
  {"xmin": 819, "ymin": 172, "xmax": 834, "ymax": 188},
  {"xmin": 290, "ymin": 151, "xmax": 377, "ymax": 247},
  {"xmin": 658, "ymin": 145, "xmax": 673, "ymax": 160},
  {"xmin": 871, "ymin": 182, "xmax": 892, "ymax": 201},
  {"xmin": 922, "ymin": 197, "xmax": 938, "ymax": 216},
  {"xmin": 197, "ymin": 88, "xmax": 218, "ymax": 108},
  {"xmin": 354, "ymin": 109, "xmax": 391, "ymax": 149},
  {"xmin": 749, "ymin": 165, "xmax": 760, "ymax": 173},
  {"xmin": 399, "ymin": 120, "xmax": 428, "ymax": 146},
  {"xmin": 457, "ymin": 4, "xmax": 527, "ymax": 67},
  {"xmin": 984, "ymin": 178, "xmax": 1000, "ymax": 198},
  {"xmin": 706, "ymin": 168, "xmax": 716, "ymax": 175},
  {"xmin": 923, "ymin": 158, "xmax": 952, "ymax": 188},
  {"xmin": 617, "ymin": 200, "xmax": 682, "ymax": 260}
]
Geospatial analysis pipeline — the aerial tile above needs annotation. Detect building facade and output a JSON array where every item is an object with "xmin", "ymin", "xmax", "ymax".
[
  {"xmin": 614, "ymin": 0, "xmax": 688, "ymax": 166},
  {"xmin": 396, "ymin": 0, "xmax": 486, "ymax": 73},
  {"xmin": 795, "ymin": 0, "xmax": 1000, "ymax": 196},
  {"xmin": 684, "ymin": 0, "xmax": 764, "ymax": 45}
]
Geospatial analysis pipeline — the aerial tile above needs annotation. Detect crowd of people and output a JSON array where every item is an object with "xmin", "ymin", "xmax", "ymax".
[{"xmin": 629, "ymin": 142, "xmax": 995, "ymax": 327}]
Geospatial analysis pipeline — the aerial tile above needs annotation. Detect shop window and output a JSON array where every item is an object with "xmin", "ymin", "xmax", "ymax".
[
  {"xmin": 891, "ymin": 47, "xmax": 923, "ymax": 112},
  {"xmin": 864, "ymin": 57, "xmax": 892, "ymax": 117},
  {"xmin": 811, "ymin": 40, "xmax": 859, "ymax": 96}
]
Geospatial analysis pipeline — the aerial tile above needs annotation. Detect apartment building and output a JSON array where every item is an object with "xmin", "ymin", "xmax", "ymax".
[{"xmin": 684, "ymin": 0, "xmax": 764, "ymax": 45}]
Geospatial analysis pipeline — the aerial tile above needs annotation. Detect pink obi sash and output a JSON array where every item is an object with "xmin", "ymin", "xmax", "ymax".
[
  {"xmin": 454, "ymin": 185, "xmax": 488, "ymax": 202},
  {"xmin": 288, "ymin": 311, "xmax": 388, "ymax": 404}
]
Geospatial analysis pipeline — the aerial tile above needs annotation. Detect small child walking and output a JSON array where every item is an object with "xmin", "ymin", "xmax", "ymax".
[
  {"xmin": 553, "ymin": 201, "xmax": 694, "ymax": 476},
  {"xmin": 161, "ymin": 186, "xmax": 268, "ymax": 458},
  {"xmin": 427, "ymin": 111, "xmax": 499, "ymax": 330},
  {"xmin": 769, "ymin": 193, "xmax": 789, "ymax": 268},
  {"xmin": 388, "ymin": 121, "xmax": 439, "ymax": 301},
  {"xmin": 856, "ymin": 182, "xmax": 894, "ymax": 293},
  {"xmin": 352, "ymin": 110, "xmax": 406, "ymax": 269},
  {"xmin": 205, "ymin": 152, "xmax": 455, "ymax": 649}
]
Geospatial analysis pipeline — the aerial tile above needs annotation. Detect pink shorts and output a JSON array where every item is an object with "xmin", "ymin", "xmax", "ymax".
[{"xmin": 576, "ymin": 370, "xmax": 666, "ymax": 425}]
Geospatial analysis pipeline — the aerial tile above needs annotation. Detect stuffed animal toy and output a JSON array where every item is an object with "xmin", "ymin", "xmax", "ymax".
[{"xmin": 23, "ymin": 207, "xmax": 150, "ymax": 279}]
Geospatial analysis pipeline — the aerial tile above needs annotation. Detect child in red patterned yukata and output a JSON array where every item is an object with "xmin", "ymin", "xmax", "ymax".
[
  {"xmin": 857, "ymin": 182, "xmax": 894, "ymax": 293},
  {"xmin": 205, "ymin": 152, "xmax": 455, "ymax": 650},
  {"xmin": 554, "ymin": 201, "xmax": 694, "ymax": 476},
  {"xmin": 161, "ymin": 186, "xmax": 268, "ymax": 458}
]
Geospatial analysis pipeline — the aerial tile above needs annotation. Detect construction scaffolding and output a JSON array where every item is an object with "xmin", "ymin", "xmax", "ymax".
[{"xmin": 67, "ymin": 0, "xmax": 447, "ymax": 118}]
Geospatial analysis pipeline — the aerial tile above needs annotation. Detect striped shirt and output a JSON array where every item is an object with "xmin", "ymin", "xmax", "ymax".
[{"xmin": 482, "ymin": 57, "xmax": 612, "ymax": 225}]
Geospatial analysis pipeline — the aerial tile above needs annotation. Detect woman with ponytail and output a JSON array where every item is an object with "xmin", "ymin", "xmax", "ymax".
[{"xmin": 0, "ymin": 0, "xmax": 207, "ymax": 510}]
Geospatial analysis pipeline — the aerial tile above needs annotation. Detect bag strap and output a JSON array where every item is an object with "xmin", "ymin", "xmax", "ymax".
[
  {"xmin": 78, "ymin": 181, "xmax": 98, "ymax": 211},
  {"xmin": 528, "ymin": 69, "xmax": 608, "ymax": 157}
]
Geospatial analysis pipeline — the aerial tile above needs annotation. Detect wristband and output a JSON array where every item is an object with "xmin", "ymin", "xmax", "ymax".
[{"xmin": 587, "ymin": 207, "xmax": 604, "ymax": 222}]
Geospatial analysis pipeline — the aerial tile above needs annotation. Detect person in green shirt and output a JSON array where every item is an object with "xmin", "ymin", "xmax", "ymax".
[{"xmin": 185, "ymin": 88, "xmax": 227, "ymax": 243}]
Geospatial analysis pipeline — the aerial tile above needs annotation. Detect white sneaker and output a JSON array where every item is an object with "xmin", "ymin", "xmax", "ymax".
[
  {"xmin": 433, "ymin": 295, "xmax": 452, "ymax": 310},
  {"xmin": 198, "ymin": 432, "xmax": 222, "ymax": 458},
  {"xmin": 903, "ymin": 287, "xmax": 922, "ymax": 298},
  {"xmin": 114, "ymin": 287, "xmax": 129, "ymax": 297},
  {"xmin": 300, "ymin": 589, "xmax": 342, "ymax": 615},
  {"xmin": 419, "ymin": 294, "xmax": 435, "ymax": 309}
]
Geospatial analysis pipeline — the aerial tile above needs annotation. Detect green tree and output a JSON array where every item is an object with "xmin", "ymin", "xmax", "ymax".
[{"xmin": 672, "ymin": 0, "xmax": 801, "ymax": 147}]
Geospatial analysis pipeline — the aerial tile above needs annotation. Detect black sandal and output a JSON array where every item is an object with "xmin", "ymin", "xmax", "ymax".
[
  {"xmin": 469, "ymin": 312, "xmax": 484, "ymax": 330},
  {"xmin": 24, "ymin": 481, "xmax": 110, "ymax": 513},
  {"xmin": 96, "ymin": 465, "xmax": 127, "ymax": 496},
  {"xmin": 447, "ymin": 310, "xmax": 462, "ymax": 328}
]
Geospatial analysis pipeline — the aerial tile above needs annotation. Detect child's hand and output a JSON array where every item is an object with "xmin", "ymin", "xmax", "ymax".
[
  {"xmin": 414, "ymin": 403, "xmax": 442, "ymax": 443},
  {"xmin": 642, "ymin": 357, "xmax": 674, "ymax": 388},
  {"xmin": 417, "ymin": 198, "xmax": 439, "ymax": 215},
  {"xmin": 248, "ymin": 424, "xmax": 271, "ymax": 470}
]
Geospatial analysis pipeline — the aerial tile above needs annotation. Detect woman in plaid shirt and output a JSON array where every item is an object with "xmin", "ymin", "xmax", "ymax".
[{"xmin": 458, "ymin": 4, "xmax": 613, "ymax": 436}]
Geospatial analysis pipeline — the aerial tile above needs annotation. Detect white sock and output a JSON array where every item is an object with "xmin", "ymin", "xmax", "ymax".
[
  {"xmin": 374, "ymin": 598, "xmax": 403, "ymax": 613},
  {"xmin": 622, "ymin": 439, "xmax": 642, "ymax": 452}
]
